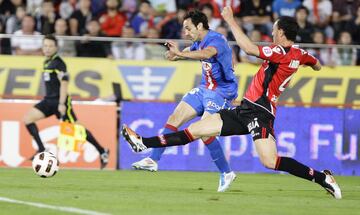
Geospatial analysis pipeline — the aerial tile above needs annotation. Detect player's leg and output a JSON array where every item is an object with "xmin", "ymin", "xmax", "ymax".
[
  {"xmin": 23, "ymin": 101, "xmax": 50, "ymax": 153},
  {"xmin": 133, "ymin": 101, "xmax": 198, "ymax": 171},
  {"xmin": 150, "ymin": 101, "xmax": 198, "ymax": 161},
  {"xmin": 60, "ymin": 98, "xmax": 109, "ymax": 169},
  {"xmin": 122, "ymin": 105, "xmax": 248, "ymax": 150},
  {"xmin": 200, "ymin": 111, "xmax": 235, "ymax": 192},
  {"xmin": 254, "ymin": 134, "xmax": 342, "ymax": 199}
]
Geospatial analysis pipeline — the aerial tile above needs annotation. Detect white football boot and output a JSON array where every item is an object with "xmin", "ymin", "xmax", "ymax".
[
  {"xmin": 217, "ymin": 171, "xmax": 237, "ymax": 192},
  {"xmin": 322, "ymin": 170, "xmax": 342, "ymax": 199},
  {"xmin": 132, "ymin": 157, "xmax": 158, "ymax": 172},
  {"xmin": 122, "ymin": 124, "xmax": 147, "ymax": 152}
]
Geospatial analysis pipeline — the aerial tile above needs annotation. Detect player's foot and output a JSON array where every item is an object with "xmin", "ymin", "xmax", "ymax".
[
  {"xmin": 321, "ymin": 170, "xmax": 342, "ymax": 199},
  {"xmin": 29, "ymin": 149, "xmax": 45, "ymax": 161},
  {"xmin": 100, "ymin": 149, "xmax": 110, "ymax": 169},
  {"xmin": 132, "ymin": 157, "xmax": 158, "ymax": 172},
  {"xmin": 217, "ymin": 171, "xmax": 236, "ymax": 192},
  {"xmin": 122, "ymin": 124, "xmax": 147, "ymax": 152}
]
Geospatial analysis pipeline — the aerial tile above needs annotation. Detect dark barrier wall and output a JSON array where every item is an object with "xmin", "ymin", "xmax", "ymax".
[{"xmin": 119, "ymin": 102, "xmax": 360, "ymax": 175}]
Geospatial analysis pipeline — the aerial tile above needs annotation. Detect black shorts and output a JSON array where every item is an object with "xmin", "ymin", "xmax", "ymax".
[
  {"xmin": 34, "ymin": 97, "xmax": 77, "ymax": 123},
  {"xmin": 218, "ymin": 99, "xmax": 275, "ymax": 141}
]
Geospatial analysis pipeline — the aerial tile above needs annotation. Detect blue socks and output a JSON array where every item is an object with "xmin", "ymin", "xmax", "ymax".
[
  {"xmin": 150, "ymin": 125, "xmax": 231, "ymax": 174},
  {"xmin": 150, "ymin": 125, "xmax": 177, "ymax": 161},
  {"xmin": 205, "ymin": 137, "xmax": 231, "ymax": 173}
]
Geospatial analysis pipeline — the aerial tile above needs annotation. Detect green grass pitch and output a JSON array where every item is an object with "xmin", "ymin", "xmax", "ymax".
[{"xmin": 0, "ymin": 168, "xmax": 359, "ymax": 215}]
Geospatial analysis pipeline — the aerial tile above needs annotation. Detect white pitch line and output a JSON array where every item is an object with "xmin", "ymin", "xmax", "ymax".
[{"xmin": 0, "ymin": 196, "xmax": 111, "ymax": 215}]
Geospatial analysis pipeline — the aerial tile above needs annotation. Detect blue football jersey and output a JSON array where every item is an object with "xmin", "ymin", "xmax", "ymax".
[{"xmin": 190, "ymin": 30, "xmax": 238, "ymax": 100}]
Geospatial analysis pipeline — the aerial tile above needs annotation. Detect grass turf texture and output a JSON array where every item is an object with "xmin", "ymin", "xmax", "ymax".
[{"xmin": 0, "ymin": 168, "xmax": 359, "ymax": 215}]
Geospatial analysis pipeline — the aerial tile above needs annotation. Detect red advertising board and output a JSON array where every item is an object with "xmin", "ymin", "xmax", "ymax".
[{"xmin": 0, "ymin": 100, "xmax": 117, "ymax": 169}]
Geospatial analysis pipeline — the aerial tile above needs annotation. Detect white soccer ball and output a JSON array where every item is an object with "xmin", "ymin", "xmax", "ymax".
[{"xmin": 32, "ymin": 152, "xmax": 59, "ymax": 178}]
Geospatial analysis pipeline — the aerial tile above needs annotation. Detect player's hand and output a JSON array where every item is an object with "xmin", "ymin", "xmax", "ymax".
[
  {"xmin": 221, "ymin": 6, "xmax": 235, "ymax": 23},
  {"xmin": 58, "ymin": 103, "xmax": 66, "ymax": 117},
  {"xmin": 165, "ymin": 50, "xmax": 178, "ymax": 61},
  {"xmin": 165, "ymin": 40, "xmax": 180, "ymax": 56}
]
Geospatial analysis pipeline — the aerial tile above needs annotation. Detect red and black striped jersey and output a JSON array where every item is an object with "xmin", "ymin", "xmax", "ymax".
[{"xmin": 244, "ymin": 44, "xmax": 317, "ymax": 116}]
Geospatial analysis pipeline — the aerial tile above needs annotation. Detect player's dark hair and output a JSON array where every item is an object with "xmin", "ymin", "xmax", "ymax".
[
  {"xmin": 277, "ymin": 16, "xmax": 299, "ymax": 42},
  {"xmin": 184, "ymin": 10, "xmax": 209, "ymax": 30},
  {"xmin": 43, "ymin": 34, "xmax": 58, "ymax": 46}
]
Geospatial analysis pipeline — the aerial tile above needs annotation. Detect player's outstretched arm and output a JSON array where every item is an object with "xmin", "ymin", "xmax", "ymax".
[
  {"xmin": 166, "ymin": 40, "xmax": 217, "ymax": 60},
  {"xmin": 311, "ymin": 60, "xmax": 322, "ymax": 71},
  {"xmin": 221, "ymin": 6, "xmax": 259, "ymax": 57},
  {"xmin": 165, "ymin": 46, "xmax": 190, "ymax": 61}
]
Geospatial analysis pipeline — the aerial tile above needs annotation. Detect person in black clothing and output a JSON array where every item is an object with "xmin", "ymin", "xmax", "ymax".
[
  {"xmin": 76, "ymin": 19, "xmax": 112, "ymax": 58},
  {"xmin": 23, "ymin": 35, "xmax": 109, "ymax": 169}
]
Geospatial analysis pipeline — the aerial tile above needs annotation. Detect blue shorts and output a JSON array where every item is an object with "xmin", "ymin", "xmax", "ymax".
[{"xmin": 182, "ymin": 87, "xmax": 233, "ymax": 116}]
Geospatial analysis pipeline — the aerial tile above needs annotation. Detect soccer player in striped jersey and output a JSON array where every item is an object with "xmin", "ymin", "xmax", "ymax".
[
  {"xmin": 131, "ymin": 10, "xmax": 238, "ymax": 192},
  {"xmin": 122, "ymin": 7, "xmax": 342, "ymax": 198}
]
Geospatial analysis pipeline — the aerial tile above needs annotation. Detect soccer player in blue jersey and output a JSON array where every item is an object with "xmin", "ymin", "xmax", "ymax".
[{"xmin": 131, "ymin": 10, "xmax": 238, "ymax": 192}]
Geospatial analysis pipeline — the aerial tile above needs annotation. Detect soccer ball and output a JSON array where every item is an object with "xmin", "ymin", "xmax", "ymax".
[{"xmin": 32, "ymin": 152, "xmax": 59, "ymax": 178}]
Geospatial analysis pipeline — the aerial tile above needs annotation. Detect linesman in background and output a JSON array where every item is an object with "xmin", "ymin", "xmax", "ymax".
[{"xmin": 23, "ymin": 34, "xmax": 109, "ymax": 169}]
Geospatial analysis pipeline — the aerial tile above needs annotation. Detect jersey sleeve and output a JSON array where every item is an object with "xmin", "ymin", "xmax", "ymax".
[
  {"xmin": 207, "ymin": 36, "xmax": 227, "ymax": 56},
  {"xmin": 190, "ymin": 42, "xmax": 198, "ymax": 51},
  {"xmin": 257, "ymin": 45, "xmax": 284, "ymax": 63},
  {"xmin": 300, "ymin": 49, "xmax": 317, "ymax": 66},
  {"xmin": 56, "ymin": 60, "xmax": 69, "ymax": 81}
]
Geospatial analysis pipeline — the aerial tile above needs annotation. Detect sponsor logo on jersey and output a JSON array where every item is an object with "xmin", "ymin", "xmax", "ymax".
[
  {"xmin": 118, "ymin": 66, "xmax": 175, "ymax": 99},
  {"xmin": 262, "ymin": 46, "xmax": 273, "ymax": 57},
  {"xmin": 289, "ymin": 60, "xmax": 300, "ymax": 69}
]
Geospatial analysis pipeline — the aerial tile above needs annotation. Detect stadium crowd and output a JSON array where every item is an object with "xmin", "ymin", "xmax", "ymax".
[{"xmin": 0, "ymin": 0, "xmax": 359, "ymax": 65}]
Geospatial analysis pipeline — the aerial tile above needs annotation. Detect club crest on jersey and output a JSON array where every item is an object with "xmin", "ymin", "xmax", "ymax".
[
  {"xmin": 247, "ymin": 118, "xmax": 259, "ymax": 132},
  {"xmin": 202, "ymin": 62, "xmax": 212, "ymax": 71},
  {"xmin": 262, "ymin": 46, "xmax": 273, "ymax": 57}
]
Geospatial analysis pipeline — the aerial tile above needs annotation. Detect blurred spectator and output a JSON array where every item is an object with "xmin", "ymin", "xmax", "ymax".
[
  {"xmin": 213, "ymin": 0, "xmax": 241, "ymax": 16},
  {"xmin": 59, "ymin": 0, "xmax": 77, "ymax": 20},
  {"xmin": 201, "ymin": 3, "xmax": 221, "ymax": 30},
  {"xmin": 303, "ymin": 0, "xmax": 333, "ymax": 39},
  {"xmin": 332, "ymin": 0, "xmax": 360, "ymax": 38},
  {"xmin": 239, "ymin": 0, "xmax": 273, "ymax": 36},
  {"xmin": 5, "ymin": 5, "xmax": 26, "ymax": 34},
  {"xmin": 76, "ymin": 19, "xmax": 112, "ymax": 58},
  {"xmin": 0, "ymin": 20, "xmax": 11, "ymax": 54},
  {"xmin": 0, "ymin": 0, "xmax": 17, "ymax": 19},
  {"xmin": 295, "ymin": 6, "xmax": 314, "ymax": 43},
  {"xmin": 35, "ymin": 0, "xmax": 59, "ymax": 35},
  {"xmin": 11, "ymin": 15, "xmax": 42, "ymax": 55},
  {"xmin": 161, "ymin": 7, "xmax": 186, "ymax": 39},
  {"xmin": 272, "ymin": 0, "xmax": 302, "ymax": 20},
  {"xmin": 69, "ymin": 0, "xmax": 92, "ymax": 35},
  {"xmin": 54, "ymin": 18, "xmax": 76, "ymax": 57},
  {"xmin": 130, "ymin": 0, "xmax": 154, "ymax": 37},
  {"xmin": 99, "ymin": 0, "xmax": 127, "ymax": 37},
  {"xmin": 332, "ymin": 31, "xmax": 357, "ymax": 66},
  {"xmin": 239, "ymin": 29, "xmax": 263, "ymax": 65},
  {"xmin": 91, "ymin": 0, "xmax": 106, "ymax": 17},
  {"xmin": 352, "ymin": 6, "xmax": 360, "ymax": 64},
  {"xmin": 27, "ymin": 0, "xmax": 43, "ymax": 15},
  {"xmin": 144, "ymin": 27, "xmax": 167, "ymax": 60},
  {"xmin": 149, "ymin": 0, "xmax": 176, "ymax": 17},
  {"xmin": 111, "ymin": 25, "xmax": 145, "ymax": 60},
  {"xmin": 307, "ymin": 31, "xmax": 336, "ymax": 66},
  {"xmin": 120, "ymin": 0, "xmax": 138, "ymax": 15},
  {"xmin": 149, "ymin": 0, "xmax": 177, "ymax": 30}
]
